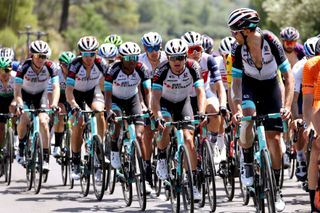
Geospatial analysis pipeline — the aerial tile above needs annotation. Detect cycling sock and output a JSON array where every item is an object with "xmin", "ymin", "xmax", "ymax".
[
  {"xmin": 111, "ymin": 138, "xmax": 118, "ymax": 152},
  {"xmin": 273, "ymin": 169, "xmax": 281, "ymax": 187},
  {"xmin": 144, "ymin": 160, "xmax": 152, "ymax": 184},
  {"xmin": 296, "ymin": 149, "xmax": 306, "ymax": 162},
  {"xmin": 18, "ymin": 136, "xmax": 27, "ymax": 156},
  {"xmin": 243, "ymin": 147, "xmax": 253, "ymax": 163},
  {"xmin": 158, "ymin": 148, "xmax": 167, "ymax": 159},
  {"xmin": 310, "ymin": 190, "xmax": 317, "ymax": 212},
  {"xmin": 43, "ymin": 149, "xmax": 49, "ymax": 162},
  {"xmin": 54, "ymin": 132, "xmax": 64, "ymax": 147},
  {"xmin": 72, "ymin": 152, "xmax": 81, "ymax": 165}
]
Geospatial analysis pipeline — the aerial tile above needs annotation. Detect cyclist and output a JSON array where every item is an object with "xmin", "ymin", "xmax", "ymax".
[
  {"xmin": 202, "ymin": 34, "xmax": 214, "ymax": 55},
  {"xmin": 152, "ymin": 38, "xmax": 206, "ymax": 201},
  {"xmin": 291, "ymin": 37, "xmax": 319, "ymax": 182},
  {"xmin": 0, "ymin": 47, "xmax": 20, "ymax": 71},
  {"xmin": 228, "ymin": 8, "xmax": 293, "ymax": 212},
  {"xmin": 139, "ymin": 32, "xmax": 167, "ymax": 190},
  {"xmin": 97, "ymin": 43, "xmax": 119, "ymax": 65},
  {"xmin": 0, "ymin": 57, "xmax": 16, "ymax": 149},
  {"xmin": 50, "ymin": 51, "xmax": 76, "ymax": 157},
  {"xmin": 104, "ymin": 34, "xmax": 123, "ymax": 48},
  {"xmin": 15, "ymin": 40, "xmax": 60, "ymax": 172},
  {"xmin": 302, "ymin": 38, "xmax": 320, "ymax": 213},
  {"xmin": 280, "ymin": 26, "xmax": 305, "ymax": 68},
  {"xmin": 181, "ymin": 31, "xmax": 227, "ymax": 168},
  {"xmin": 66, "ymin": 36, "xmax": 107, "ymax": 180}
]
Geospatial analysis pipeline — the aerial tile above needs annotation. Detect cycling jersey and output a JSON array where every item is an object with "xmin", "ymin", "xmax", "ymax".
[
  {"xmin": 66, "ymin": 56, "xmax": 106, "ymax": 92},
  {"xmin": 232, "ymin": 29, "xmax": 290, "ymax": 80},
  {"xmin": 152, "ymin": 60, "xmax": 204, "ymax": 103},
  {"xmin": 302, "ymin": 56, "xmax": 320, "ymax": 101},
  {"xmin": 292, "ymin": 57, "xmax": 307, "ymax": 93},
  {"xmin": 189, "ymin": 53, "xmax": 220, "ymax": 97},
  {"xmin": 48, "ymin": 65, "xmax": 66, "ymax": 93},
  {"xmin": 104, "ymin": 61, "xmax": 151, "ymax": 100},
  {"xmin": 294, "ymin": 43, "xmax": 305, "ymax": 61},
  {"xmin": 0, "ymin": 71, "xmax": 16, "ymax": 97},
  {"xmin": 215, "ymin": 55, "xmax": 227, "ymax": 89},
  {"xmin": 138, "ymin": 51, "xmax": 167, "ymax": 76},
  {"xmin": 226, "ymin": 54, "xmax": 233, "ymax": 89},
  {"xmin": 15, "ymin": 59, "xmax": 59, "ymax": 94},
  {"xmin": 12, "ymin": 61, "xmax": 20, "ymax": 71}
]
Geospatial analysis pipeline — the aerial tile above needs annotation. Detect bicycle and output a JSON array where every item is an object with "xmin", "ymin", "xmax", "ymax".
[
  {"xmin": 240, "ymin": 113, "xmax": 284, "ymax": 212},
  {"xmin": 0, "ymin": 113, "xmax": 15, "ymax": 185},
  {"xmin": 161, "ymin": 118, "xmax": 201, "ymax": 213},
  {"xmin": 193, "ymin": 114, "xmax": 217, "ymax": 212},
  {"xmin": 72, "ymin": 108, "xmax": 107, "ymax": 201},
  {"xmin": 22, "ymin": 108, "xmax": 53, "ymax": 194},
  {"xmin": 111, "ymin": 113, "xmax": 148, "ymax": 211},
  {"xmin": 54, "ymin": 112, "xmax": 74, "ymax": 188}
]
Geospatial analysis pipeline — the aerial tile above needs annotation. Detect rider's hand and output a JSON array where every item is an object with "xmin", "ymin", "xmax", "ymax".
[
  {"xmin": 280, "ymin": 107, "xmax": 291, "ymax": 120},
  {"xmin": 16, "ymin": 105, "xmax": 24, "ymax": 116},
  {"xmin": 290, "ymin": 118, "xmax": 304, "ymax": 131},
  {"xmin": 71, "ymin": 105, "xmax": 81, "ymax": 116},
  {"xmin": 155, "ymin": 117, "xmax": 165, "ymax": 131},
  {"xmin": 219, "ymin": 106, "xmax": 228, "ymax": 118},
  {"xmin": 51, "ymin": 105, "xmax": 61, "ymax": 113},
  {"xmin": 198, "ymin": 112, "xmax": 207, "ymax": 127},
  {"xmin": 107, "ymin": 109, "xmax": 116, "ymax": 123},
  {"xmin": 232, "ymin": 111, "xmax": 243, "ymax": 126}
]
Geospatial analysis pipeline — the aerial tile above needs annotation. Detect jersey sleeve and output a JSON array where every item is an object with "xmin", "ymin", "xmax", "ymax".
[
  {"xmin": 66, "ymin": 61, "xmax": 78, "ymax": 88},
  {"xmin": 208, "ymin": 55, "xmax": 222, "ymax": 85},
  {"xmin": 46, "ymin": 61, "xmax": 59, "ymax": 85},
  {"xmin": 186, "ymin": 60, "xmax": 204, "ymax": 88},
  {"xmin": 302, "ymin": 58, "xmax": 317, "ymax": 95},
  {"xmin": 291, "ymin": 60, "xmax": 304, "ymax": 93},
  {"xmin": 264, "ymin": 30, "xmax": 290, "ymax": 73},
  {"xmin": 15, "ymin": 60, "xmax": 29, "ymax": 85},
  {"xmin": 226, "ymin": 54, "xmax": 233, "ymax": 88},
  {"xmin": 136, "ymin": 62, "xmax": 151, "ymax": 89},
  {"xmin": 152, "ymin": 62, "xmax": 169, "ymax": 91},
  {"xmin": 231, "ymin": 43, "xmax": 243, "ymax": 79},
  {"xmin": 104, "ymin": 66, "xmax": 114, "ymax": 92}
]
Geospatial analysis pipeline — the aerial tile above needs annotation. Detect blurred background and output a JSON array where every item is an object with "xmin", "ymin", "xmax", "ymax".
[{"xmin": 0, "ymin": 0, "xmax": 319, "ymax": 60}]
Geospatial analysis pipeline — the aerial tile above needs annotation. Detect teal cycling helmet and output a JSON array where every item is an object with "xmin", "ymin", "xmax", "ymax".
[
  {"xmin": 0, "ymin": 57, "xmax": 12, "ymax": 69},
  {"xmin": 59, "ymin": 51, "xmax": 76, "ymax": 65}
]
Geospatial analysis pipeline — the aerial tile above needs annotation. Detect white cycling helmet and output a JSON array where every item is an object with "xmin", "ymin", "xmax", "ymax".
[
  {"xmin": 98, "ymin": 43, "xmax": 118, "ymax": 58},
  {"xmin": 0, "ymin": 48, "xmax": 14, "ymax": 60},
  {"xmin": 141, "ymin": 32, "xmax": 162, "ymax": 47},
  {"xmin": 165, "ymin": 39, "xmax": 188, "ymax": 56},
  {"xmin": 202, "ymin": 34, "xmax": 214, "ymax": 54},
  {"xmin": 30, "ymin": 40, "xmax": 50, "ymax": 55},
  {"xmin": 280, "ymin": 27, "xmax": 300, "ymax": 41},
  {"xmin": 304, "ymin": 37, "xmax": 319, "ymax": 57},
  {"xmin": 227, "ymin": 8, "xmax": 260, "ymax": 31},
  {"xmin": 78, "ymin": 36, "xmax": 99, "ymax": 51},
  {"xmin": 119, "ymin": 42, "xmax": 141, "ymax": 56},
  {"xmin": 181, "ymin": 31, "xmax": 203, "ymax": 46},
  {"xmin": 219, "ymin": 36, "xmax": 236, "ymax": 55}
]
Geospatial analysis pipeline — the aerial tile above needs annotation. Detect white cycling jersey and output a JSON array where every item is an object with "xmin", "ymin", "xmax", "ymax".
[
  {"xmin": 153, "ymin": 60, "xmax": 204, "ymax": 103},
  {"xmin": 48, "ymin": 65, "xmax": 66, "ymax": 93},
  {"xmin": 292, "ymin": 57, "xmax": 307, "ymax": 93},
  {"xmin": 104, "ymin": 61, "xmax": 151, "ymax": 100},
  {"xmin": 138, "ymin": 51, "xmax": 167, "ymax": 76},
  {"xmin": 15, "ymin": 59, "xmax": 59, "ymax": 94},
  {"xmin": 66, "ymin": 56, "xmax": 106, "ymax": 92}
]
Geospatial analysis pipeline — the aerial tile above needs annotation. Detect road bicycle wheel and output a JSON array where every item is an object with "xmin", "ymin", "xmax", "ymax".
[
  {"xmin": 104, "ymin": 130, "xmax": 112, "ymax": 192},
  {"xmin": 133, "ymin": 140, "xmax": 146, "ymax": 211},
  {"xmin": 167, "ymin": 141, "xmax": 179, "ymax": 212},
  {"xmin": 180, "ymin": 144, "xmax": 194, "ymax": 212},
  {"xmin": 66, "ymin": 129, "xmax": 74, "ymax": 189},
  {"xmin": 261, "ymin": 150, "xmax": 276, "ymax": 213},
  {"xmin": 91, "ymin": 135, "xmax": 106, "ymax": 201},
  {"xmin": 4, "ymin": 127, "xmax": 14, "ymax": 185},
  {"xmin": 120, "ymin": 144, "xmax": 133, "ymax": 207},
  {"xmin": 60, "ymin": 129, "xmax": 70, "ymax": 186},
  {"xmin": 80, "ymin": 152, "xmax": 91, "ymax": 197},
  {"xmin": 200, "ymin": 139, "xmax": 216, "ymax": 211},
  {"xmin": 33, "ymin": 133, "xmax": 43, "ymax": 194},
  {"xmin": 279, "ymin": 156, "xmax": 285, "ymax": 189},
  {"xmin": 25, "ymin": 136, "xmax": 33, "ymax": 191},
  {"xmin": 152, "ymin": 143, "xmax": 162, "ymax": 197},
  {"xmin": 108, "ymin": 167, "xmax": 116, "ymax": 194},
  {"xmin": 288, "ymin": 138, "xmax": 296, "ymax": 179},
  {"xmin": 222, "ymin": 134, "xmax": 235, "ymax": 201}
]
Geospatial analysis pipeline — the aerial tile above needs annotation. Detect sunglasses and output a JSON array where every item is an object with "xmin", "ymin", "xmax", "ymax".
[
  {"xmin": 168, "ymin": 55, "xmax": 186, "ymax": 61},
  {"xmin": 146, "ymin": 45, "xmax": 161, "ymax": 53},
  {"xmin": 81, "ymin": 52, "xmax": 96, "ymax": 57},
  {"xmin": 0, "ymin": 67, "xmax": 12, "ymax": 73},
  {"xmin": 123, "ymin": 55, "xmax": 139, "ymax": 62},
  {"xmin": 188, "ymin": 46, "xmax": 202, "ymax": 55},
  {"xmin": 284, "ymin": 40, "xmax": 297, "ymax": 46},
  {"xmin": 34, "ymin": 54, "xmax": 47, "ymax": 59},
  {"xmin": 231, "ymin": 30, "xmax": 242, "ymax": 37}
]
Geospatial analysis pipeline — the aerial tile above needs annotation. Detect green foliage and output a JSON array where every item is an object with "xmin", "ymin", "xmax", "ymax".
[
  {"xmin": 0, "ymin": 27, "xmax": 18, "ymax": 48},
  {"xmin": 261, "ymin": 0, "xmax": 320, "ymax": 41}
]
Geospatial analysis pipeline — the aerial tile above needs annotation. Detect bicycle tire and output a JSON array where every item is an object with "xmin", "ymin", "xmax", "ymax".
[
  {"xmin": 60, "ymin": 129, "xmax": 69, "ymax": 186},
  {"xmin": 167, "ymin": 141, "xmax": 179, "ymax": 212},
  {"xmin": 108, "ymin": 168, "xmax": 116, "ymax": 194},
  {"xmin": 66, "ymin": 129, "xmax": 74, "ymax": 189},
  {"xmin": 25, "ymin": 134, "xmax": 33, "ymax": 191},
  {"xmin": 152, "ymin": 144, "xmax": 162, "ymax": 197},
  {"xmin": 261, "ymin": 150, "xmax": 276, "ymax": 212},
  {"xmin": 120, "ymin": 140, "xmax": 133, "ymax": 207},
  {"xmin": 5, "ymin": 127, "xmax": 14, "ymax": 185},
  {"xmin": 91, "ymin": 135, "xmax": 106, "ymax": 201},
  {"xmin": 33, "ymin": 133, "xmax": 43, "ymax": 194},
  {"xmin": 222, "ymin": 133, "xmax": 235, "ymax": 201},
  {"xmin": 104, "ymin": 130, "xmax": 112, "ymax": 192},
  {"xmin": 279, "ymin": 156, "xmax": 284, "ymax": 189},
  {"xmin": 180, "ymin": 144, "xmax": 194, "ymax": 213},
  {"xmin": 133, "ymin": 140, "xmax": 146, "ymax": 211},
  {"xmin": 202, "ymin": 140, "xmax": 217, "ymax": 211}
]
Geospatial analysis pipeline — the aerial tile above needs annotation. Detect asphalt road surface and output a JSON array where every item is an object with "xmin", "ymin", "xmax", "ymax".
[{"xmin": 0, "ymin": 156, "xmax": 311, "ymax": 213}]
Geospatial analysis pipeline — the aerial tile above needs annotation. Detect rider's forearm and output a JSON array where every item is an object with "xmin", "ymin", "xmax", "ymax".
[
  {"xmin": 51, "ymin": 84, "xmax": 60, "ymax": 107},
  {"xmin": 104, "ymin": 91, "xmax": 112, "ymax": 111},
  {"xmin": 14, "ymin": 85, "xmax": 23, "ymax": 106},
  {"xmin": 303, "ymin": 94, "xmax": 314, "ymax": 126},
  {"xmin": 144, "ymin": 88, "xmax": 152, "ymax": 109},
  {"xmin": 232, "ymin": 79, "xmax": 242, "ymax": 113},
  {"xmin": 283, "ymin": 71, "xmax": 294, "ymax": 110},
  {"xmin": 291, "ymin": 92, "xmax": 300, "ymax": 119},
  {"xmin": 66, "ymin": 86, "xmax": 78, "ymax": 108},
  {"xmin": 196, "ymin": 87, "xmax": 206, "ymax": 114},
  {"xmin": 214, "ymin": 81, "xmax": 227, "ymax": 108},
  {"xmin": 151, "ymin": 91, "xmax": 162, "ymax": 118}
]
